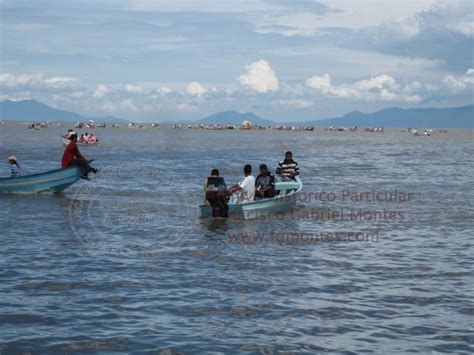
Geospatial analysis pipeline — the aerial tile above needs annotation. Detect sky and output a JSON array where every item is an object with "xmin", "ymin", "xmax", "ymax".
[{"xmin": 0, "ymin": 0, "xmax": 473, "ymax": 122}]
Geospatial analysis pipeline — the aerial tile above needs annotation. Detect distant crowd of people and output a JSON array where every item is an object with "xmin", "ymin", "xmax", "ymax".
[
  {"xmin": 65, "ymin": 129, "xmax": 98, "ymax": 144},
  {"xmin": 204, "ymin": 151, "xmax": 299, "ymax": 217}
]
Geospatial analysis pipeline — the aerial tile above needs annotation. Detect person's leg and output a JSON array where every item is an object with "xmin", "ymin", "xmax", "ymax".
[{"xmin": 71, "ymin": 158, "xmax": 96, "ymax": 177}]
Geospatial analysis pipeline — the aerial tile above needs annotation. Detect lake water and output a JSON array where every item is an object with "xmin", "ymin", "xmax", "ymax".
[{"xmin": 0, "ymin": 123, "xmax": 473, "ymax": 353}]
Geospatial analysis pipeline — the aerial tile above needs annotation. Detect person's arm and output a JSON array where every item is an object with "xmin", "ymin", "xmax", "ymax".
[
  {"xmin": 276, "ymin": 162, "xmax": 282, "ymax": 176},
  {"xmin": 228, "ymin": 182, "xmax": 241, "ymax": 194},
  {"xmin": 294, "ymin": 162, "xmax": 300, "ymax": 176}
]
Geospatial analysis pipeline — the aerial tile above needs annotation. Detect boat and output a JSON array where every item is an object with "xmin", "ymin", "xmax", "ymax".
[
  {"xmin": 0, "ymin": 166, "xmax": 83, "ymax": 193},
  {"xmin": 61, "ymin": 136, "xmax": 100, "ymax": 146},
  {"xmin": 200, "ymin": 176, "xmax": 303, "ymax": 220},
  {"xmin": 240, "ymin": 120, "xmax": 252, "ymax": 130}
]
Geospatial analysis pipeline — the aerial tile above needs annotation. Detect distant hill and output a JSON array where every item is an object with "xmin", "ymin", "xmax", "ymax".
[
  {"xmin": 198, "ymin": 110, "xmax": 274, "ymax": 125},
  {"xmin": 0, "ymin": 99, "xmax": 128, "ymax": 123},
  {"xmin": 306, "ymin": 105, "xmax": 473, "ymax": 128}
]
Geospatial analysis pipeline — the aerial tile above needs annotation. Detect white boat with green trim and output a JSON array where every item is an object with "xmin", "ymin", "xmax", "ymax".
[{"xmin": 200, "ymin": 176, "xmax": 302, "ymax": 220}]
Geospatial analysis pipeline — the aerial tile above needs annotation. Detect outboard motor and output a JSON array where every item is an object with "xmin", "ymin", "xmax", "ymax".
[{"xmin": 205, "ymin": 176, "xmax": 229, "ymax": 218}]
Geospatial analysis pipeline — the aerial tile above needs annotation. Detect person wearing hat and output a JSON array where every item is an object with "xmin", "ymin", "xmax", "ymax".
[
  {"xmin": 61, "ymin": 134, "xmax": 99, "ymax": 179},
  {"xmin": 8, "ymin": 156, "xmax": 21, "ymax": 177}
]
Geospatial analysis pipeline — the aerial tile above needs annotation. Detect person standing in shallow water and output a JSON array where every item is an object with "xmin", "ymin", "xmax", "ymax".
[
  {"xmin": 8, "ymin": 156, "xmax": 21, "ymax": 177},
  {"xmin": 61, "ymin": 134, "xmax": 99, "ymax": 179}
]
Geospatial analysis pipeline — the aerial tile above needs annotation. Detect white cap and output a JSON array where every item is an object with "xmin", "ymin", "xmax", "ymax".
[{"xmin": 8, "ymin": 155, "xmax": 17, "ymax": 161}]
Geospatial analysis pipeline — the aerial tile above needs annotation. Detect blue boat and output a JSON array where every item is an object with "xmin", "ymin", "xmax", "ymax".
[
  {"xmin": 0, "ymin": 166, "xmax": 83, "ymax": 193},
  {"xmin": 200, "ymin": 177, "xmax": 303, "ymax": 219}
]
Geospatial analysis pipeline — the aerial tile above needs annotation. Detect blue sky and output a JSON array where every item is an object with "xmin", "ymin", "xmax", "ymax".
[{"xmin": 0, "ymin": 0, "xmax": 473, "ymax": 121}]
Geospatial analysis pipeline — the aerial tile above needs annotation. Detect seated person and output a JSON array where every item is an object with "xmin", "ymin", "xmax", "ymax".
[
  {"xmin": 204, "ymin": 169, "xmax": 229, "ymax": 218},
  {"xmin": 88, "ymin": 134, "xmax": 97, "ymax": 144},
  {"xmin": 61, "ymin": 134, "xmax": 99, "ymax": 179},
  {"xmin": 8, "ymin": 155, "xmax": 21, "ymax": 177},
  {"xmin": 255, "ymin": 164, "xmax": 275, "ymax": 199},
  {"xmin": 79, "ymin": 134, "xmax": 86, "ymax": 143},
  {"xmin": 228, "ymin": 164, "xmax": 255, "ymax": 202},
  {"xmin": 276, "ymin": 151, "xmax": 299, "ymax": 181}
]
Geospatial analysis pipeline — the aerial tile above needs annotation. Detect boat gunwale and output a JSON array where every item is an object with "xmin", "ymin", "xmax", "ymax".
[{"xmin": 0, "ymin": 166, "xmax": 80, "ymax": 182}]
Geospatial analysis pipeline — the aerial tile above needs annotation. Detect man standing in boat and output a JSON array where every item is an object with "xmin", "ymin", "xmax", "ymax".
[
  {"xmin": 276, "ymin": 151, "xmax": 299, "ymax": 181},
  {"xmin": 61, "ymin": 134, "xmax": 99, "ymax": 179}
]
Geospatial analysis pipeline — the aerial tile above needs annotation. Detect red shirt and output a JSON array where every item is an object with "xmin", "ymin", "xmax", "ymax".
[{"xmin": 61, "ymin": 142, "xmax": 85, "ymax": 167}]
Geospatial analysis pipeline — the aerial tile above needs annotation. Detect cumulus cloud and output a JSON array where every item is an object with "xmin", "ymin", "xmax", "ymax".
[
  {"xmin": 120, "ymin": 98, "xmax": 138, "ymax": 111},
  {"xmin": 306, "ymin": 73, "xmax": 422, "ymax": 102},
  {"xmin": 124, "ymin": 84, "xmax": 143, "ymax": 93},
  {"xmin": 71, "ymin": 90, "xmax": 86, "ymax": 98},
  {"xmin": 448, "ymin": 21, "xmax": 474, "ymax": 37},
  {"xmin": 238, "ymin": 60, "xmax": 279, "ymax": 93},
  {"xmin": 44, "ymin": 76, "xmax": 80, "ymax": 88},
  {"xmin": 159, "ymin": 86, "xmax": 173, "ymax": 95},
  {"xmin": 100, "ymin": 101, "xmax": 117, "ymax": 112},
  {"xmin": 93, "ymin": 84, "xmax": 108, "ymax": 98},
  {"xmin": 177, "ymin": 103, "xmax": 198, "ymax": 111},
  {"xmin": 186, "ymin": 81, "xmax": 207, "ymax": 96},
  {"xmin": 0, "ymin": 73, "xmax": 79, "ymax": 89},
  {"xmin": 274, "ymin": 99, "xmax": 313, "ymax": 109},
  {"xmin": 305, "ymin": 73, "xmax": 332, "ymax": 93},
  {"xmin": 443, "ymin": 68, "xmax": 474, "ymax": 91}
]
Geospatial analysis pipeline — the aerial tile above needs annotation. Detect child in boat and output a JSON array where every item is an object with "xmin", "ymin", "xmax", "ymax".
[
  {"xmin": 8, "ymin": 155, "xmax": 21, "ymax": 177},
  {"xmin": 88, "ymin": 134, "xmax": 97, "ymax": 144}
]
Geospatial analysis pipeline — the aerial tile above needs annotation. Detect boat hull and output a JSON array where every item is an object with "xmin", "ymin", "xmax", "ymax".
[
  {"xmin": 0, "ymin": 166, "xmax": 83, "ymax": 193},
  {"xmin": 200, "ymin": 177, "xmax": 303, "ymax": 220}
]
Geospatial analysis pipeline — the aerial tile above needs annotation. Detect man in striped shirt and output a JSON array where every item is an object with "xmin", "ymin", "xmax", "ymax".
[{"xmin": 276, "ymin": 151, "xmax": 299, "ymax": 181}]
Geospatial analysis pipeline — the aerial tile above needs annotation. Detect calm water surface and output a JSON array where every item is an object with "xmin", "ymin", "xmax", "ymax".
[{"xmin": 0, "ymin": 123, "xmax": 473, "ymax": 353}]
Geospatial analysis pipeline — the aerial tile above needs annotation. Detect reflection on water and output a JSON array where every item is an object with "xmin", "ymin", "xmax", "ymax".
[{"xmin": 0, "ymin": 124, "xmax": 473, "ymax": 352}]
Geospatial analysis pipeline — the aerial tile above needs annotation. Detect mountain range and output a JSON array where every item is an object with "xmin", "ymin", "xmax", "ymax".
[
  {"xmin": 0, "ymin": 99, "xmax": 128, "ymax": 123},
  {"xmin": 0, "ymin": 99, "xmax": 472, "ymax": 128},
  {"xmin": 306, "ymin": 105, "xmax": 473, "ymax": 128},
  {"xmin": 197, "ymin": 111, "xmax": 274, "ymax": 125}
]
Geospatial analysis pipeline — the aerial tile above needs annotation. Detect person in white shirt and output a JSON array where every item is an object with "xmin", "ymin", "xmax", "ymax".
[{"xmin": 229, "ymin": 164, "xmax": 255, "ymax": 202}]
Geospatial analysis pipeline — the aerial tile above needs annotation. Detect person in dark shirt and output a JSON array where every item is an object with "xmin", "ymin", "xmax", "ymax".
[
  {"xmin": 204, "ymin": 169, "xmax": 229, "ymax": 218},
  {"xmin": 61, "ymin": 134, "xmax": 99, "ymax": 179},
  {"xmin": 255, "ymin": 164, "xmax": 275, "ymax": 199}
]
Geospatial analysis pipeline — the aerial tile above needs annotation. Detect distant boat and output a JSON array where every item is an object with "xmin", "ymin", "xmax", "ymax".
[
  {"xmin": 0, "ymin": 166, "xmax": 83, "ymax": 193},
  {"xmin": 240, "ymin": 120, "xmax": 252, "ymax": 130},
  {"xmin": 61, "ymin": 136, "xmax": 100, "ymax": 146},
  {"xmin": 200, "ymin": 177, "xmax": 303, "ymax": 220}
]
